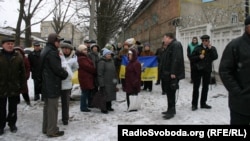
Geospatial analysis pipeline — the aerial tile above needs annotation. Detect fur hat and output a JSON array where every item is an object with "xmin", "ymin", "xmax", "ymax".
[
  {"xmin": 77, "ymin": 44, "xmax": 87, "ymax": 52},
  {"xmin": 1, "ymin": 37, "xmax": 15, "ymax": 44},
  {"xmin": 63, "ymin": 40, "xmax": 72, "ymax": 45},
  {"xmin": 90, "ymin": 44, "xmax": 100, "ymax": 51},
  {"xmin": 125, "ymin": 38, "xmax": 136, "ymax": 45},
  {"xmin": 60, "ymin": 42, "xmax": 73, "ymax": 50}
]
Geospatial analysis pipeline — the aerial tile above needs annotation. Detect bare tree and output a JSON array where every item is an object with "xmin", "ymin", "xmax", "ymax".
[
  {"xmin": 17, "ymin": 0, "xmax": 56, "ymax": 47},
  {"xmin": 95, "ymin": 0, "xmax": 139, "ymax": 48},
  {"xmin": 51, "ymin": 0, "xmax": 76, "ymax": 34},
  {"xmin": 15, "ymin": 0, "xmax": 25, "ymax": 46}
]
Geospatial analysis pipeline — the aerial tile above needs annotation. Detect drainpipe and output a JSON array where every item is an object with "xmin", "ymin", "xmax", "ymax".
[{"xmin": 246, "ymin": 0, "xmax": 249, "ymax": 18}]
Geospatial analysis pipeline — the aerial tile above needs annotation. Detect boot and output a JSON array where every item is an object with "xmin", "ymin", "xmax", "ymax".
[
  {"xmin": 47, "ymin": 131, "xmax": 64, "ymax": 137},
  {"xmin": 106, "ymin": 101, "xmax": 114, "ymax": 111},
  {"xmin": 9, "ymin": 125, "xmax": 18, "ymax": 133},
  {"xmin": 101, "ymin": 109, "xmax": 108, "ymax": 114},
  {"xmin": 34, "ymin": 94, "xmax": 40, "ymax": 101},
  {"xmin": 162, "ymin": 107, "xmax": 176, "ymax": 120},
  {"xmin": 0, "ymin": 128, "xmax": 4, "ymax": 135}
]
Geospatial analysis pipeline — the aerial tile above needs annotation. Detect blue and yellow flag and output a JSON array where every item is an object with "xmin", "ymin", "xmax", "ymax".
[{"xmin": 119, "ymin": 55, "xmax": 158, "ymax": 81}]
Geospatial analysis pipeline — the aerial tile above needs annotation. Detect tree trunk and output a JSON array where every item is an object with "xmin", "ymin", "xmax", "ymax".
[
  {"xmin": 89, "ymin": 0, "xmax": 96, "ymax": 40},
  {"xmin": 15, "ymin": 0, "xmax": 25, "ymax": 46},
  {"xmin": 24, "ymin": 18, "xmax": 32, "ymax": 47}
]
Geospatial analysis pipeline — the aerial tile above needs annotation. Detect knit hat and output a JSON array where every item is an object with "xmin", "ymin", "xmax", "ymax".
[
  {"xmin": 102, "ymin": 48, "xmax": 113, "ymax": 56},
  {"xmin": 60, "ymin": 42, "xmax": 73, "ymax": 50},
  {"xmin": 77, "ymin": 44, "xmax": 87, "ymax": 52},
  {"xmin": 1, "ymin": 37, "xmax": 15, "ymax": 44},
  {"xmin": 144, "ymin": 42, "xmax": 151, "ymax": 47},
  {"xmin": 105, "ymin": 43, "xmax": 113, "ymax": 50}
]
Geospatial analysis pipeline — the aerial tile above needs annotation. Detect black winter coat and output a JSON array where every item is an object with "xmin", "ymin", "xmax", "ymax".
[
  {"xmin": 190, "ymin": 44, "xmax": 218, "ymax": 72},
  {"xmin": 219, "ymin": 32, "xmax": 250, "ymax": 116},
  {"xmin": 40, "ymin": 43, "xmax": 68, "ymax": 98},
  {"xmin": 159, "ymin": 39, "xmax": 185, "ymax": 80},
  {"xmin": 28, "ymin": 49, "xmax": 42, "ymax": 79}
]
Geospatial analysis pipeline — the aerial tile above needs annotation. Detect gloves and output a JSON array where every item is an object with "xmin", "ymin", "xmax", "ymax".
[{"xmin": 170, "ymin": 78, "xmax": 179, "ymax": 90}]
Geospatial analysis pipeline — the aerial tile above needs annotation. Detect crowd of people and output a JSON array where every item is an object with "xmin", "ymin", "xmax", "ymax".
[{"xmin": 1, "ymin": 16, "xmax": 250, "ymax": 138}]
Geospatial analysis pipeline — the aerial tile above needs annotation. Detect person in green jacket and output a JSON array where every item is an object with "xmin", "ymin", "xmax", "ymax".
[{"xmin": 187, "ymin": 37, "xmax": 199, "ymax": 83}]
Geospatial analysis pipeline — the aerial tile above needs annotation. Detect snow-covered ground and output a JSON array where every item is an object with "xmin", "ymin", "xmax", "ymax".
[{"xmin": 0, "ymin": 75, "xmax": 230, "ymax": 141}]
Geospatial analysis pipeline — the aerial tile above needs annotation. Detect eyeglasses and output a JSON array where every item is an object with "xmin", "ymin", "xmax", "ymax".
[{"xmin": 202, "ymin": 39, "xmax": 209, "ymax": 42}]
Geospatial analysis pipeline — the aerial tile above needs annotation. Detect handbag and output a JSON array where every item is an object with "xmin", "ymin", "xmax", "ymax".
[
  {"xmin": 127, "ymin": 94, "xmax": 142, "ymax": 111},
  {"xmin": 72, "ymin": 71, "xmax": 79, "ymax": 84},
  {"xmin": 91, "ymin": 89, "xmax": 107, "ymax": 111}
]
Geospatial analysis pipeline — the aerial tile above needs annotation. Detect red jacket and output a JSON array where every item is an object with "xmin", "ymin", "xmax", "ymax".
[
  {"xmin": 124, "ymin": 49, "xmax": 141, "ymax": 94},
  {"xmin": 77, "ymin": 53, "xmax": 96, "ymax": 90}
]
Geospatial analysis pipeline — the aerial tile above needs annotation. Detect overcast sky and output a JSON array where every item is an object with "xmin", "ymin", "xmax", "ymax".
[{"xmin": 0, "ymin": 0, "xmax": 53, "ymax": 32}]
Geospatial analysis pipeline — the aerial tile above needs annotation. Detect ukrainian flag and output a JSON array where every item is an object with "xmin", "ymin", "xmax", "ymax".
[{"xmin": 119, "ymin": 55, "xmax": 158, "ymax": 81}]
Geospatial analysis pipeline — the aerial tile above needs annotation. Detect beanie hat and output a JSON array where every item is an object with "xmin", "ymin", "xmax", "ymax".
[
  {"xmin": 105, "ymin": 43, "xmax": 113, "ymax": 50},
  {"xmin": 143, "ymin": 42, "xmax": 151, "ymax": 47},
  {"xmin": 77, "ymin": 44, "xmax": 87, "ymax": 52},
  {"xmin": 47, "ymin": 33, "xmax": 63, "ymax": 44},
  {"xmin": 102, "ymin": 48, "xmax": 113, "ymax": 56},
  {"xmin": 60, "ymin": 42, "xmax": 73, "ymax": 50}
]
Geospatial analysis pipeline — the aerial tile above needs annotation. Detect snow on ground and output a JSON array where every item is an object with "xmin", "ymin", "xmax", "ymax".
[{"xmin": 0, "ymin": 76, "xmax": 230, "ymax": 141}]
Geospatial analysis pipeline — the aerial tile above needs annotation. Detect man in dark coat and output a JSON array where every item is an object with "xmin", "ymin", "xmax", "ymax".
[
  {"xmin": 219, "ymin": 16, "xmax": 250, "ymax": 125},
  {"xmin": 159, "ymin": 33, "xmax": 185, "ymax": 120},
  {"xmin": 40, "ymin": 33, "xmax": 68, "ymax": 137},
  {"xmin": 0, "ymin": 38, "xmax": 25, "ymax": 135},
  {"xmin": 28, "ymin": 41, "xmax": 42, "ymax": 101},
  {"xmin": 189, "ymin": 35, "xmax": 218, "ymax": 111}
]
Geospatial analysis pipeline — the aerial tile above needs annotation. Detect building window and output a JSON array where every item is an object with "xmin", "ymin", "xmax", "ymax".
[
  {"xmin": 43, "ymin": 27, "xmax": 48, "ymax": 33},
  {"xmin": 231, "ymin": 13, "xmax": 238, "ymax": 24}
]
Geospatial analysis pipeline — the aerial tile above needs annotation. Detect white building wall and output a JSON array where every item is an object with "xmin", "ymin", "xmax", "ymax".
[{"xmin": 176, "ymin": 23, "xmax": 244, "ymax": 80}]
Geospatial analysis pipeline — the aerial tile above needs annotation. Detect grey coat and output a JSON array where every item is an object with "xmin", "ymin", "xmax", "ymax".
[{"xmin": 97, "ymin": 57, "xmax": 117, "ymax": 101}]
